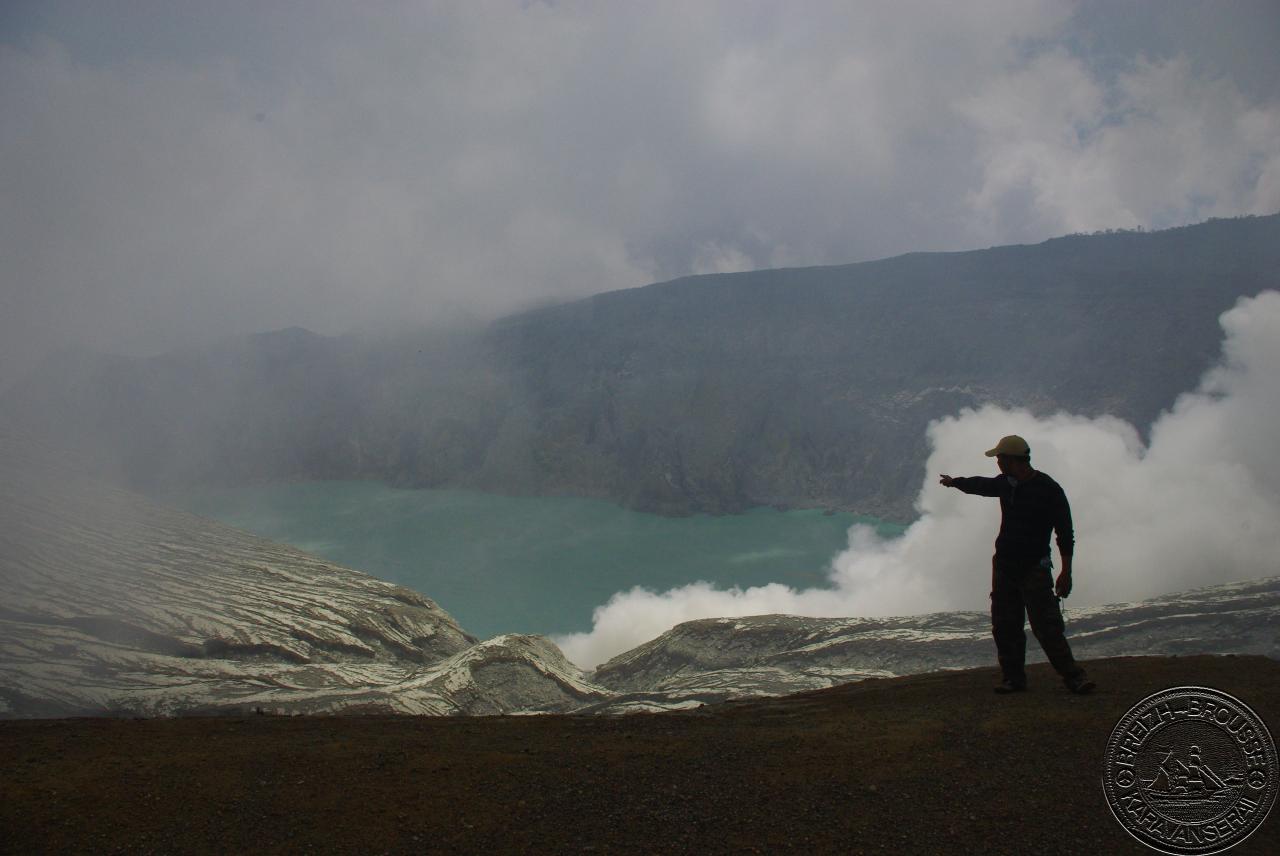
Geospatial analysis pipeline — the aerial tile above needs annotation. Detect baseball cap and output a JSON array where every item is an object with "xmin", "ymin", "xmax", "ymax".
[{"xmin": 985, "ymin": 435, "xmax": 1030, "ymax": 457}]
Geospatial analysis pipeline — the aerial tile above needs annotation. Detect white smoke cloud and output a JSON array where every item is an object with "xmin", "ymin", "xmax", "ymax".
[{"xmin": 556, "ymin": 291, "xmax": 1280, "ymax": 669}]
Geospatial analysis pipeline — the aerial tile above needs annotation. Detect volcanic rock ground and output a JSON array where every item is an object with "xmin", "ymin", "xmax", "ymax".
[{"xmin": 3, "ymin": 654, "xmax": 1277, "ymax": 855}]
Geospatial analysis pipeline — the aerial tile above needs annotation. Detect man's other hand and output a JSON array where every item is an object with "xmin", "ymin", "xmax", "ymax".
[
  {"xmin": 1055, "ymin": 571, "xmax": 1073, "ymax": 598},
  {"xmin": 939, "ymin": 474, "xmax": 956, "ymax": 488}
]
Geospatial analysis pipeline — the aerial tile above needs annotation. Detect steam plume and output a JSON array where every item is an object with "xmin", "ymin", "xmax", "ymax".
[{"xmin": 556, "ymin": 291, "xmax": 1280, "ymax": 669}]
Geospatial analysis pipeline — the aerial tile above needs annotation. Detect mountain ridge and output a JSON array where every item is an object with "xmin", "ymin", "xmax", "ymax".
[{"xmin": 5, "ymin": 213, "xmax": 1278, "ymax": 517}]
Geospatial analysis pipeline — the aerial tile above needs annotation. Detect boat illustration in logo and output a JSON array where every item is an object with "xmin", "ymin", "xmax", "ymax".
[
  {"xmin": 1142, "ymin": 745, "xmax": 1243, "ymax": 813},
  {"xmin": 1105, "ymin": 687, "xmax": 1277, "ymax": 853}
]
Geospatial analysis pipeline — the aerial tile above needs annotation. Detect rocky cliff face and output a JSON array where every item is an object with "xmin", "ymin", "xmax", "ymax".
[
  {"xmin": 7, "ymin": 215, "xmax": 1279, "ymax": 518},
  {"xmin": 2, "ymin": 430, "xmax": 1275, "ymax": 717}
]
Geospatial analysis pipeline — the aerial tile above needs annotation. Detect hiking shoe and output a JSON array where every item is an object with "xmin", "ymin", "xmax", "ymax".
[
  {"xmin": 994, "ymin": 679, "xmax": 1027, "ymax": 694},
  {"xmin": 1065, "ymin": 672, "xmax": 1096, "ymax": 695}
]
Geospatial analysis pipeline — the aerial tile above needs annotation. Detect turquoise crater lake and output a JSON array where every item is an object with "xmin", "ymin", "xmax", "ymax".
[{"xmin": 168, "ymin": 481, "xmax": 903, "ymax": 641}]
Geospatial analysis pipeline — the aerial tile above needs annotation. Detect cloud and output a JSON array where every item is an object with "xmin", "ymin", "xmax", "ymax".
[
  {"xmin": 3, "ymin": 2, "xmax": 1278, "ymax": 386},
  {"xmin": 691, "ymin": 241, "xmax": 756, "ymax": 276},
  {"xmin": 959, "ymin": 52, "xmax": 1280, "ymax": 238},
  {"xmin": 555, "ymin": 291, "xmax": 1280, "ymax": 669}
]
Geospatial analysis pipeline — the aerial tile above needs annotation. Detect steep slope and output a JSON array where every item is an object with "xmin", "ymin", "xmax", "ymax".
[
  {"xmin": 5, "ymin": 215, "xmax": 1278, "ymax": 517},
  {"xmin": 0, "ymin": 432, "xmax": 609, "ymax": 717},
  {"xmin": 482, "ymin": 214, "xmax": 1280, "ymax": 515}
]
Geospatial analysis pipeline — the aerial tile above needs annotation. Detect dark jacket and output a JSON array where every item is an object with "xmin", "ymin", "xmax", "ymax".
[{"xmin": 951, "ymin": 471, "xmax": 1074, "ymax": 566}]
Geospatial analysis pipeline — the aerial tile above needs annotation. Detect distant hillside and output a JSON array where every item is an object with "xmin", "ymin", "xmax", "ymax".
[{"xmin": 5, "ymin": 214, "xmax": 1279, "ymax": 517}]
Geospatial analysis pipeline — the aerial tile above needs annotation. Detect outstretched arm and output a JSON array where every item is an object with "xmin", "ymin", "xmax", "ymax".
[{"xmin": 939, "ymin": 474, "xmax": 1006, "ymax": 496}]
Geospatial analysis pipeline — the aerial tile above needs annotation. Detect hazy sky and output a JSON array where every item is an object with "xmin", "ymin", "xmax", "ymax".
[{"xmin": 3, "ymin": 1, "xmax": 1279, "ymax": 385}]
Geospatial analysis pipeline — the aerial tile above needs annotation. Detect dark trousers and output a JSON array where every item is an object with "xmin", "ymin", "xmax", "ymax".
[{"xmin": 990, "ymin": 557, "xmax": 1080, "ymax": 683}]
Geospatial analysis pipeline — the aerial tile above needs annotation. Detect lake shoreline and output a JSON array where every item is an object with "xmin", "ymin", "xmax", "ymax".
[{"xmin": 161, "ymin": 480, "xmax": 905, "ymax": 641}]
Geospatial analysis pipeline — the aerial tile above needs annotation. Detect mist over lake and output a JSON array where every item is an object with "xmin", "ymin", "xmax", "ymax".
[{"xmin": 168, "ymin": 481, "xmax": 902, "ymax": 641}]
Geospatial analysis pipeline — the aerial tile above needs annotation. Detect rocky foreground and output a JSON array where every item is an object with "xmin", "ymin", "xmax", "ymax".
[
  {"xmin": 2, "ymin": 655, "xmax": 1277, "ymax": 855},
  {"xmin": 2, "ymin": 430, "xmax": 1279, "ymax": 718}
]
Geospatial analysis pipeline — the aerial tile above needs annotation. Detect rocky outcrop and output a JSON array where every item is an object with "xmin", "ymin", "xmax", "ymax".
[
  {"xmin": 0, "ymin": 432, "xmax": 612, "ymax": 717},
  {"xmin": 589, "ymin": 577, "xmax": 1280, "ymax": 704},
  {"xmin": 386, "ymin": 634, "xmax": 612, "ymax": 716}
]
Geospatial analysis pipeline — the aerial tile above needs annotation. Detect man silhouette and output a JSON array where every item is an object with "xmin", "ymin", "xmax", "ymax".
[{"xmin": 940, "ymin": 435, "xmax": 1095, "ymax": 695}]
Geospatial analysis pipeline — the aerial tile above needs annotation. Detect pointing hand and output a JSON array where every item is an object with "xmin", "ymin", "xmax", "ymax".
[{"xmin": 939, "ymin": 474, "xmax": 955, "ymax": 488}]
